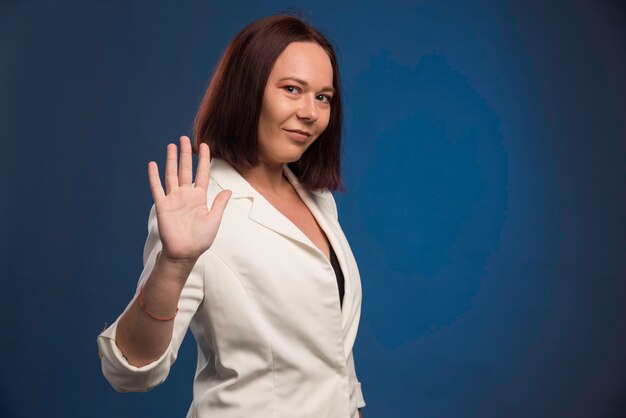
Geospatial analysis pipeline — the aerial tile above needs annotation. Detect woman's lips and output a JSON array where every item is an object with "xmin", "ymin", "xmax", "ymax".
[{"xmin": 283, "ymin": 129, "xmax": 310, "ymax": 142}]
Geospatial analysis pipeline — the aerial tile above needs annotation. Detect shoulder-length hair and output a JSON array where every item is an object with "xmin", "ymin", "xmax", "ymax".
[{"xmin": 192, "ymin": 14, "xmax": 345, "ymax": 193}]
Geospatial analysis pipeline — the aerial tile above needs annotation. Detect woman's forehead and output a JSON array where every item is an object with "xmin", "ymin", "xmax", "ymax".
[{"xmin": 269, "ymin": 42, "xmax": 333, "ymax": 87}]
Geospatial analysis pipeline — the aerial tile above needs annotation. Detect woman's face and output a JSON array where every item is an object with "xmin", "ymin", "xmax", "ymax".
[{"xmin": 257, "ymin": 41, "xmax": 335, "ymax": 166}]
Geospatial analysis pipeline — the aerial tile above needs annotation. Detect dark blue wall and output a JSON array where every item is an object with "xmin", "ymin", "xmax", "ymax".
[{"xmin": 1, "ymin": 1, "xmax": 624, "ymax": 417}]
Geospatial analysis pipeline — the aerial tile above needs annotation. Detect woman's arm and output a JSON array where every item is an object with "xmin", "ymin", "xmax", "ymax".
[
  {"xmin": 114, "ymin": 136, "xmax": 230, "ymax": 366},
  {"xmin": 114, "ymin": 252, "xmax": 196, "ymax": 366},
  {"xmin": 113, "ymin": 136, "xmax": 231, "ymax": 366},
  {"xmin": 97, "ymin": 205, "xmax": 207, "ymax": 392}
]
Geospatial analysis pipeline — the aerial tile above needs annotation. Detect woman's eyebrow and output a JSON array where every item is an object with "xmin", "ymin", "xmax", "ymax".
[{"xmin": 277, "ymin": 77, "xmax": 335, "ymax": 94}]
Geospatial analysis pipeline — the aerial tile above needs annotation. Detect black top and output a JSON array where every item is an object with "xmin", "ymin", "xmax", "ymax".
[{"xmin": 328, "ymin": 244, "xmax": 345, "ymax": 309}]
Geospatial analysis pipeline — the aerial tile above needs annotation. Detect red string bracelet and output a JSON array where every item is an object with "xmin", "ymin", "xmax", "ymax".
[{"xmin": 138, "ymin": 284, "xmax": 178, "ymax": 321}]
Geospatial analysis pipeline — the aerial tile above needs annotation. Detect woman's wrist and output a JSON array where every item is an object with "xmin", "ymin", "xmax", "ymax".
[
  {"xmin": 142, "ymin": 250, "xmax": 199, "ymax": 294},
  {"xmin": 158, "ymin": 249, "xmax": 199, "ymax": 267}
]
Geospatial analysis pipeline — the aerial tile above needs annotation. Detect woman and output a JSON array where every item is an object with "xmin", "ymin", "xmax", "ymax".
[{"xmin": 97, "ymin": 14, "xmax": 366, "ymax": 418}]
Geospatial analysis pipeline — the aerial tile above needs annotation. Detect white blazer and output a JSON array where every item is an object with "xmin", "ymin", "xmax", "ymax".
[{"xmin": 97, "ymin": 157, "xmax": 365, "ymax": 418}]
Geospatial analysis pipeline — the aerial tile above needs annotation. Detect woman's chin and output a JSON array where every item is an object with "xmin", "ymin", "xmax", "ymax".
[
  {"xmin": 261, "ymin": 143, "xmax": 311, "ymax": 165},
  {"xmin": 276, "ymin": 148, "xmax": 308, "ymax": 164}
]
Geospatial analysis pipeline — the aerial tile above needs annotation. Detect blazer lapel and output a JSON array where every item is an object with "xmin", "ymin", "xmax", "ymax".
[
  {"xmin": 282, "ymin": 165, "xmax": 355, "ymax": 337},
  {"xmin": 209, "ymin": 157, "xmax": 321, "ymax": 254}
]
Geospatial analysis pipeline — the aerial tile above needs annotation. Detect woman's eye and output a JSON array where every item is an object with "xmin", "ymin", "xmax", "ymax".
[
  {"xmin": 283, "ymin": 86, "xmax": 331, "ymax": 103},
  {"xmin": 284, "ymin": 86, "xmax": 299, "ymax": 94},
  {"xmin": 317, "ymin": 94, "xmax": 333, "ymax": 103}
]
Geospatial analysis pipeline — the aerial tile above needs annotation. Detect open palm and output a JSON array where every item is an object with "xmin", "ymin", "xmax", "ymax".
[{"xmin": 148, "ymin": 136, "xmax": 232, "ymax": 261}]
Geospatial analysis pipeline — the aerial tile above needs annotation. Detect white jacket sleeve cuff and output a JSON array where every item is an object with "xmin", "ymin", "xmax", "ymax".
[
  {"xmin": 347, "ymin": 349, "xmax": 366, "ymax": 408},
  {"xmin": 355, "ymin": 381, "xmax": 366, "ymax": 408},
  {"xmin": 97, "ymin": 317, "xmax": 174, "ymax": 392}
]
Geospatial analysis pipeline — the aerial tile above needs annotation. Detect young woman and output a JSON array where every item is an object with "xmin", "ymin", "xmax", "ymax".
[{"xmin": 97, "ymin": 14, "xmax": 366, "ymax": 418}]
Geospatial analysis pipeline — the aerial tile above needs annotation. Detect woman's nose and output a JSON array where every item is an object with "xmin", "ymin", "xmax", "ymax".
[{"xmin": 296, "ymin": 95, "xmax": 318, "ymax": 121}]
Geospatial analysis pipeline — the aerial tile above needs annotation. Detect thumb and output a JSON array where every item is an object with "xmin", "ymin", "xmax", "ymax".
[{"xmin": 208, "ymin": 189, "xmax": 233, "ymax": 222}]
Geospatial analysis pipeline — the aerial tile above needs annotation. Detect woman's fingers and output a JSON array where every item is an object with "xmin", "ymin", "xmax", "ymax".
[
  {"xmin": 165, "ymin": 143, "xmax": 179, "ymax": 194},
  {"xmin": 208, "ymin": 189, "xmax": 232, "ymax": 225},
  {"xmin": 148, "ymin": 161, "xmax": 165, "ymax": 203},
  {"xmin": 178, "ymin": 136, "xmax": 193, "ymax": 186},
  {"xmin": 152, "ymin": 136, "xmax": 210, "ymax": 200},
  {"xmin": 194, "ymin": 142, "xmax": 211, "ymax": 191}
]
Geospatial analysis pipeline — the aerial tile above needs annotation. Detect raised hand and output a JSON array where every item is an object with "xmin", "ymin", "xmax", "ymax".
[{"xmin": 147, "ymin": 136, "xmax": 232, "ymax": 262}]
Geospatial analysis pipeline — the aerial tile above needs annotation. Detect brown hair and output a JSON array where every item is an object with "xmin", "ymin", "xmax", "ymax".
[{"xmin": 192, "ymin": 13, "xmax": 345, "ymax": 192}]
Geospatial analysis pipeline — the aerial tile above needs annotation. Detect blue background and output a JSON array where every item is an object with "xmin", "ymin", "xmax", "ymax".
[{"xmin": 1, "ymin": 1, "xmax": 625, "ymax": 417}]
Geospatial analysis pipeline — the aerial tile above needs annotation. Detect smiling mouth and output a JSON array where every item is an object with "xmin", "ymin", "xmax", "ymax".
[
  {"xmin": 286, "ymin": 128, "xmax": 311, "ymax": 136},
  {"xmin": 283, "ymin": 129, "xmax": 310, "ymax": 142}
]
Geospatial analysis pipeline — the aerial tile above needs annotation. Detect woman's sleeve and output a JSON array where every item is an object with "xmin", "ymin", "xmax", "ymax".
[
  {"xmin": 347, "ymin": 349, "xmax": 366, "ymax": 408},
  {"xmin": 96, "ymin": 204, "xmax": 205, "ymax": 392}
]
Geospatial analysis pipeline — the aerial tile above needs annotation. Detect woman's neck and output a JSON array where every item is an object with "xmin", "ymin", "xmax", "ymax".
[{"xmin": 239, "ymin": 158, "xmax": 291, "ymax": 196}]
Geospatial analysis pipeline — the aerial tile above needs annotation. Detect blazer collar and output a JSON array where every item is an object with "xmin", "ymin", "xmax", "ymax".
[
  {"xmin": 211, "ymin": 158, "xmax": 338, "ymax": 253},
  {"xmin": 209, "ymin": 157, "xmax": 326, "ymax": 199},
  {"xmin": 208, "ymin": 157, "xmax": 257, "ymax": 199},
  {"xmin": 209, "ymin": 157, "xmax": 331, "ymax": 251}
]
